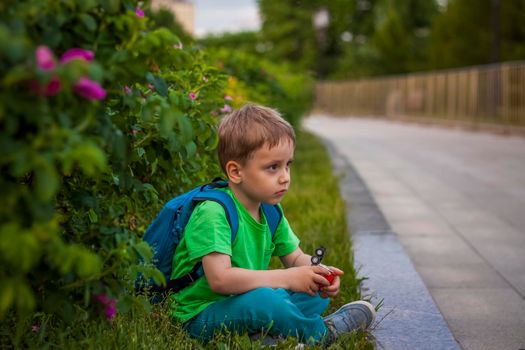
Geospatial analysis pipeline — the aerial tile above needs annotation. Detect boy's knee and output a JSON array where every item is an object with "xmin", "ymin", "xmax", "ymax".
[
  {"xmin": 246, "ymin": 287, "xmax": 285, "ymax": 306},
  {"xmin": 244, "ymin": 288, "xmax": 292, "ymax": 315}
]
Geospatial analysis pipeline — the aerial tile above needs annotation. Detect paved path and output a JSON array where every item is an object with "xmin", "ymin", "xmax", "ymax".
[{"xmin": 305, "ymin": 116, "xmax": 525, "ymax": 350}]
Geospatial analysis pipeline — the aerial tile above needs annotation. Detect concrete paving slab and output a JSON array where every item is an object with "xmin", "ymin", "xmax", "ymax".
[
  {"xmin": 431, "ymin": 288, "xmax": 525, "ymax": 350},
  {"xmin": 397, "ymin": 235, "xmax": 488, "ymax": 266},
  {"xmin": 380, "ymin": 203, "xmax": 440, "ymax": 221},
  {"xmin": 390, "ymin": 219, "xmax": 456, "ymax": 237},
  {"xmin": 457, "ymin": 227, "xmax": 525, "ymax": 295},
  {"xmin": 355, "ymin": 233, "xmax": 461, "ymax": 350},
  {"xmin": 320, "ymin": 137, "xmax": 460, "ymax": 350},
  {"xmin": 408, "ymin": 263, "xmax": 509, "ymax": 289},
  {"xmin": 305, "ymin": 115, "xmax": 525, "ymax": 350}
]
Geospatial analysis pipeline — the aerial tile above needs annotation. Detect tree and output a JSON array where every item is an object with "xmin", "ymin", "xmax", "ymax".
[
  {"xmin": 258, "ymin": 0, "xmax": 319, "ymax": 73},
  {"xmin": 428, "ymin": 0, "xmax": 492, "ymax": 69},
  {"xmin": 372, "ymin": 0, "xmax": 438, "ymax": 74},
  {"xmin": 332, "ymin": 0, "xmax": 438, "ymax": 78},
  {"xmin": 428, "ymin": 0, "xmax": 525, "ymax": 69}
]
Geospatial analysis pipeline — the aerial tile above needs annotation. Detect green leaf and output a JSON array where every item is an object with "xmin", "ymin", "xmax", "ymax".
[
  {"xmin": 78, "ymin": 0, "xmax": 98, "ymax": 12},
  {"xmin": 0, "ymin": 280, "xmax": 15, "ymax": 316},
  {"xmin": 151, "ymin": 268, "xmax": 166, "ymax": 286},
  {"xmin": 74, "ymin": 143, "xmax": 107, "ymax": 176},
  {"xmin": 168, "ymin": 90, "xmax": 180, "ymax": 105},
  {"xmin": 151, "ymin": 158, "xmax": 158, "ymax": 175},
  {"xmin": 177, "ymin": 114, "xmax": 193, "ymax": 143},
  {"xmin": 134, "ymin": 241, "xmax": 154, "ymax": 262},
  {"xmin": 15, "ymin": 280, "xmax": 35, "ymax": 314},
  {"xmin": 15, "ymin": 231, "xmax": 41, "ymax": 272},
  {"xmin": 160, "ymin": 111, "xmax": 176, "ymax": 138},
  {"xmin": 79, "ymin": 13, "xmax": 97, "ymax": 32},
  {"xmin": 2, "ymin": 65, "xmax": 33, "ymax": 86},
  {"xmin": 112, "ymin": 174, "xmax": 120, "ymax": 186},
  {"xmin": 101, "ymin": 0, "xmax": 120, "ymax": 14},
  {"xmin": 87, "ymin": 208, "xmax": 98, "ymax": 223},
  {"xmin": 75, "ymin": 250, "xmax": 102, "ymax": 278},
  {"xmin": 146, "ymin": 73, "xmax": 168, "ymax": 97},
  {"xmin": 185, "ymin": 141, "xmax": 196, "ymax": 158},
  {"xmin": 87, "ymin": 62, "xmax": 104, "ymax": 81},
  {"xmin": 34, "ymin": 157, "xmax": 59, "ymax": 201}
]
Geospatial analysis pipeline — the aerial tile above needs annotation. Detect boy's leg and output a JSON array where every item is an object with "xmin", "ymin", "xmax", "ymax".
[
  {"xmin": 287, "ymin": 290, "xmax": 330, "ymax": 318},
  {"xmin": 184, "ymin": 287, "xmax": 328, "ymax": 342}
]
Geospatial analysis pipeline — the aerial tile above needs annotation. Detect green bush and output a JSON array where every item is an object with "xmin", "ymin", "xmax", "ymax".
[
  {"xmin": 207, "ymin": 48, "xmax": 314, "ymax": 128},
  {"xmin": 0, "ymin": 0, "xmax": 229, "ymax": 333}
]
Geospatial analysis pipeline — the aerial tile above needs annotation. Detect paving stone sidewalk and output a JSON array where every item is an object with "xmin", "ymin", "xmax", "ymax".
[{"xmin": 305, "ymin": 116, "xmax": 525, "ymax": 350}]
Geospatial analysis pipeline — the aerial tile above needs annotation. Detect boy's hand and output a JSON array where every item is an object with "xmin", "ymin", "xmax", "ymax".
[
  {"xmin": 318, "ymin": 266, "xmax": 344, "ymax": 298},
  {"xmin": 286, "ymin": 265, "xmax": 332, "ymax": 296}
]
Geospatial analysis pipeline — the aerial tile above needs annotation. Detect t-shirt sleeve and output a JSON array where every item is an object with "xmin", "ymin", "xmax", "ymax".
[
  {"xmin": 271, "ymin": 206, "xmax": 300, "ymax": 257},
  {"xmin": 183, "ymin": 200, "xmax": 232, "ymax": 261}
]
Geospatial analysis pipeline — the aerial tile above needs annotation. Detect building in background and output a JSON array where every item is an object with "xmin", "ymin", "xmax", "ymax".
[{"xmin": 151, "ymin": 0, "xmax": 194, "ymax": 35}]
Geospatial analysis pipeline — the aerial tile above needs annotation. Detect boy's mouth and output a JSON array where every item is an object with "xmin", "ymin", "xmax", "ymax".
[{"xmin": 275, "ymin": 189, "xmax": 287, "ymax": 196}]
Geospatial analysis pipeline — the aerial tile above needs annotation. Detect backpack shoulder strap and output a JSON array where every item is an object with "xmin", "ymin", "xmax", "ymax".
[
  {"xmin": 192, "ymin": 185, "xmax": 239, "ymax": 244},
  {"xmin": 261, "ymin": 203, "xmax": 283, "ymax": 238}
]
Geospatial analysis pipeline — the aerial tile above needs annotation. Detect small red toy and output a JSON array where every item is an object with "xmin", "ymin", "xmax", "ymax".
[{"xmin": 311, "ymin": 247, "xmax": 335, "ymax": 285}]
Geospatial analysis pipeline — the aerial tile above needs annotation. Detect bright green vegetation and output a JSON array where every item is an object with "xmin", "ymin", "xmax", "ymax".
[
  {"xmin": 0, "ymin": 0, "xmax": 313, "ymax": 340},
  {"xmin": 208, "ymin": 1, "xmax": 525, "ymax": 79},
  {"xmin": 10, "ymin": 131, "xmax": 373, "ymax": 350}
]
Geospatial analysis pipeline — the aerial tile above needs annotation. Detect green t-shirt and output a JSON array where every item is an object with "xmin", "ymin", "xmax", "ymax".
[{"xmin": 169, "ymin": 187, "xmax": 300, "ymax": 322}]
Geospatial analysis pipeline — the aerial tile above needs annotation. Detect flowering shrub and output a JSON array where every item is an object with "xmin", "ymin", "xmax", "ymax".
[
  {"xmin": 207, "ymin": 48, "xmax": 314, "ymax": 128},
  {"xmin": 0, "ymin": 0, "xmax": 227, "ymax": 329}
]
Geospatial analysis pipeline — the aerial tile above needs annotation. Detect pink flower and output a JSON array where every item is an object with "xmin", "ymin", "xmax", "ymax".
[
  {"xmin": 74, "ymin": 77, "xmax": 107, "ymax": 100},
  {"xmin": 30, "ymin": 46, "xmax": 62, "ymax": 96},
  {"xmin": 173, "ymin": 42, "xmax": 183, "ymax": 49},
  {"xmin": 28, "ymin": 75, "xmax": 61, "ymax": 96},
  {"xmin": 123, "ymin": 85, "xmax": 132, "ymax": 94},
  {"xmin": 224, "ymin": 95, "xmax": 233, "ymax": 101},
  {"xmin": 31, "ymin": 324, "xmax": 40, "ymax": 332},
  {"xmin": 93, "ymin": 293, "xmax": 118, "ymax": 320},
  {"xmin": 105, "ymin": 301, "xmax": 117, "ymax": 320},
  {"xmin": 60, "ymin": 48, "xmax": 95, "ymax": 64},
  {"xmin": 188, "ymin": 92, "xmax": 197, "ymax": 100},
  {"xmin": 44, "ymin": 76, "xmax": 61, "ymax": 96},
  {"xmin": 220, "ymin": 104, "xmax": 232, "ymax": 113},
  {"xmin": 35, "ymin": 46, "xmax": 56, "ymax": 71},
  {"xmin": 148, "ymin": 83, "xmax": 155, "ymax": 91},
  {"xmin": 135, "ymin": 7, "xmax": 145, "ymax": 18}
]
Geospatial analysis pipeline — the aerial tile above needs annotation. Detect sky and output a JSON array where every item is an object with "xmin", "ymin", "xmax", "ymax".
[{"xmin": 194, "ymin": 0, "xmax": 261, "ymax": 37}]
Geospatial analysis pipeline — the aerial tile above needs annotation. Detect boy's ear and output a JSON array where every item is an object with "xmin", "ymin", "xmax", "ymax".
[{"xmin": 225, "ymin": 160, "xmax": 242, "ymax": 184}]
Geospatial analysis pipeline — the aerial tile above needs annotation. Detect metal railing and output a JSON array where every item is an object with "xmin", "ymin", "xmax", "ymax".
[{"xmin": 315, "ymin": 61, "xmax": 525, "ymax": 126}]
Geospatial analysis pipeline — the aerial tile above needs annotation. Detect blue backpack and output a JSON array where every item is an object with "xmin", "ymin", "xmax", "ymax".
[{"xmin": 139, "ymin": 179, "xmax": 282, "ymax": 296}]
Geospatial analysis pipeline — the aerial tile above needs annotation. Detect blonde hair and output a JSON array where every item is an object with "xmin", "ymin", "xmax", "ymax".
[{"xmin": 218, "ymin": 104, "xmax": 295, "ymax": 172}]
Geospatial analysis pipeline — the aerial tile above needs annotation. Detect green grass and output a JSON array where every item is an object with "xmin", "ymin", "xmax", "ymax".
[{"xmin": 5, "ymin": 131, "xmax": 373, "ymax": 349}]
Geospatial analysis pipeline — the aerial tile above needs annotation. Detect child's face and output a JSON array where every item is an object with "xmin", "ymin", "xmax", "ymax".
[{"xmin": 236, "ymin": 139, "xmax": 294, "ymax": 206}]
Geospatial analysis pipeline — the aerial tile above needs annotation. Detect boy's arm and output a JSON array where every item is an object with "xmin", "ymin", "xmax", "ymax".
[
  {"xmin": 202, "ymin": 252, "xmax": 330, "ymax": 296},
  {"xmin": 279, "ymin": 247, "xmax": 313, "ymax": 267}
]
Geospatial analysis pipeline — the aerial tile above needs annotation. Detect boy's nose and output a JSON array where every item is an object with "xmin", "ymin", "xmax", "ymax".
[{"xmin": 279, "ymin": 170, "xmax": 290, "ymax": 184}]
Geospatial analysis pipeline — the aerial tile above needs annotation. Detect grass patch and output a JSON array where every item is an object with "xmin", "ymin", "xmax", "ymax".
[{"xmin": 4, "ymin": 131, "xmax": 373, "ymax": 349}]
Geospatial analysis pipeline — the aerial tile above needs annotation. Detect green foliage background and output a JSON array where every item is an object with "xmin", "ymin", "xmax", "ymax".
[
  {"xmin": 200, "ymin": 0, "xmax": 525, "ymax": 80},
  {"xmin": 0, "ymin": 0, "xmax": 229, "ymax": 325},
  {"xmin": 0, "ymin": 0, "xmax": 314, "ymax": 336}
]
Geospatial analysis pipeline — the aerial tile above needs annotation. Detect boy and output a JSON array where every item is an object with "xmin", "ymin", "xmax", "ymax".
[{"xmin": 169, "ymin": 104, "xmax": 375, "ymax": 344}]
